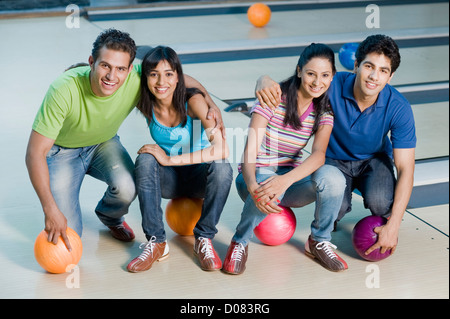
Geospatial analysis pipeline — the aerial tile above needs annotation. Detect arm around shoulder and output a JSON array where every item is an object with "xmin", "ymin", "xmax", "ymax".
[
  {"xmin": 168, "ymin": 95, "xmax": 229, "ymax": 165},
  {"xmin": 193, "ymin": 94, "xmax": 229, "ymax": 160},
  {"xmin": 184, "ymin": 74, "xmax": 225, "ymax": 137},
  {"xmin": 255, "ymin": 75, "xmax": 282, "ymax": 109}
]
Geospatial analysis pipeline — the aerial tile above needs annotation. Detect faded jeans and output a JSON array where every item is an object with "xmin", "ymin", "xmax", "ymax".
[
  {"xmin": 46, "ymin": 135, "xmax": 136, "ymax": 236},
  {"xmin": 232, "ymin": 164, "xmax": 346, "ymax": 245},
  {"xmin": 134, "ymin": 153, "xmax": 233, "ymax": 242}
]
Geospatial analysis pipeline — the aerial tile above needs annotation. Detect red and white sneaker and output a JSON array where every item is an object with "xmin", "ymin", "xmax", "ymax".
[
  {"xmin": 108, "ymin": 221, "xmax": 135, "ymax": 242},
  {"xmin": 305, "ymin": 236, "xmax": 348, "ymax": 272},
  {"xmin": 127, "ymin": 237, "xmax": 169, "ymax": 273},
  {"xmin": 194, "ymin": 237, "xmax": 222, "ymax": 271},
  {"xmin": 222, "ymin": 241, "xmax": 248, "ymax": 275}
]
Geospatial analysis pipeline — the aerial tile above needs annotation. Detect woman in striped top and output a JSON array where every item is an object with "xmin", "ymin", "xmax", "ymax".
[{"xmin": 222, "ymin": 43, "xmax": 347, "ymax": 275}]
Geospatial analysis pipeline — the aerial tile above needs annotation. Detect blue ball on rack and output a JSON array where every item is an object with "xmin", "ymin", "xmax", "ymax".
[{"xmin": 339, "ymin": 43, "xmax": 359, "ymax": 70}]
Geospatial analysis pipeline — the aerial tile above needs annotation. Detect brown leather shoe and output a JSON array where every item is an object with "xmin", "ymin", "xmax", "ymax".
[
  {"xmin": 108, "ymin": 221, "xmax": 135, "ymax": 242},
  {"xmin": 193, "ymin": 237, "xmax": 222, "ymax": 271},
  {"xmin": 127, "ymin": 237, "xmax": 169, "ymax": 273},
  {"xmin": 222, "ymin": 241, "xmax": 248, "ymax": 275},
  {"xmin": 305, "ymin": 235, "xmax": 348, "ymax": 272}
]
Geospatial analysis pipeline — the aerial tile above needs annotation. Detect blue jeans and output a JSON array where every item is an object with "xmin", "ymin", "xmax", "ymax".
[
  {"xmin": 46, "ymin": 135, "xmax": 137, "ymax": 236},
  {"xmin": 134, "ymin": 153, "xmax": 233, "ymax": 242},
  {"xmin": 232, "ymin": 165, "xmax": 345, "ymax": 245},
  {"xmin": 325, "ymin": 153, "xmax": 396, "ymax": 222}
]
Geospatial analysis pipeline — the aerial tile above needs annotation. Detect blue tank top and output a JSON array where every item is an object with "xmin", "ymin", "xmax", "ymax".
[{"xmin": 148, "ymin": 104, "xmax": 210, "ymax": 156}]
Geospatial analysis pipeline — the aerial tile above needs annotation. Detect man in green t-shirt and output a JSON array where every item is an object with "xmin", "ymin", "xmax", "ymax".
[{"xmin": 26, "ymin": 29, "xmax": 224, "ymax": 250}]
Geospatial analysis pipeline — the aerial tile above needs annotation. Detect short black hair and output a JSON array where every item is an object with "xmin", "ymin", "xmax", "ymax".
[
  {"xmin": 355, "ymin": 34, "xmax": 401, "ymax": 74},
  {"xmin": 91, "ymin": 28, "xmax": 136, "ymax": 66}
]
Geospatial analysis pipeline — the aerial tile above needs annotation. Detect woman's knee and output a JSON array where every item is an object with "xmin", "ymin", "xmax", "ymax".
[
  {"xmin": 135, "ymin": 153, "xmax": 158, "ymax": 168},
  {"xmin": 135, "ymin": 153, "xmax": 159, "ymax": 177},
  {"xmin": 208, "ymin": 160, "xmax": 233, "ymax": 185},
  {"xmin": 235, "ymin": 173, "xmax": 248, "ymax": 202},
  {"xmin": 312, "ymin": 164, "xmax": 346, "ymax": 195}
]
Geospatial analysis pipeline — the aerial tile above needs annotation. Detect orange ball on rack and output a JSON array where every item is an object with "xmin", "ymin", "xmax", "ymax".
[{"xmin": 247, "ymin": 3, "xmax": 272, "ymax": 28}]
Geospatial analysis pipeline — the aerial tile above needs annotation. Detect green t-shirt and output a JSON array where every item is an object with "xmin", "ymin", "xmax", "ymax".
[{"xmin": 32, "ymin": 64, "xmax": 141, "ymax": 148}]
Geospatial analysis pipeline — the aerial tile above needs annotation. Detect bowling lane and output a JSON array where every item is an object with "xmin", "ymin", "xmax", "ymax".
[
  {"xmin": 412, "ymin": 102, "xmax": 449, "ymax": 159},
  {"xmin": 181, "ymin": 45, "xmax": 449, "ymax": 161},
  {"xmin": 89, "ymin": 2, "xmax": 449, "ymax": 47},
  {"xmin": 88, "ymin": 3, "xmax": 449, "ymax": 104},
  {"xmin": 181, "ymin": 45, "xmax": 449, "ymax": 101}
]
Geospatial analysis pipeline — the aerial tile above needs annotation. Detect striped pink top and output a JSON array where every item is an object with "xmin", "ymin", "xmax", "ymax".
[{"xmin": 247, "ymin": 101, "xmax": 334, "ymax": 168}]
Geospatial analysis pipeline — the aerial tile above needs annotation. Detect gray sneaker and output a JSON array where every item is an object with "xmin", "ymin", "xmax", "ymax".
[{"xmin": 305, "ymin": 236, "xmax": 348, "ymax": 272}]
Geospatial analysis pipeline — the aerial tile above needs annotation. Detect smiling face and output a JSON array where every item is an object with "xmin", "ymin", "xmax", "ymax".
[
  {"xmin": 89, "ymin": 47, "xmax": 132, "ymax": 97},
  {"xmin": 298, "ymin": 57, "xmax": 334, "ymax": 99},
  {"xmin": 353, "ymin": 52, "xmax": 394, "ymax": 104},
  {"xmin": 146, "ymin": 59, "xmax": 179, "ymax": 102}
]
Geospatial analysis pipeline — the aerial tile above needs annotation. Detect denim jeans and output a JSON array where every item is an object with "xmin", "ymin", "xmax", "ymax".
[
  {"xmin": 232, "ymin": 164, "xmax": 345, "ymax": 245},
  {"xmin": 325, "ymin": 153, "xmax": 396, "ymax": 222},
  {"xmin": 46, "ymin": 135, "xmax": 136, "ymax": 237},
  {"xmin": 134, "ymin": 153, "xmax": 233, "ymax": 242}
]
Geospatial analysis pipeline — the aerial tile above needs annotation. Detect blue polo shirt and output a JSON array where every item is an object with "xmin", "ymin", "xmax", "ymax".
[{"xmin": 326, "ymin": 72, "xmax": 416, "ymax": 161}]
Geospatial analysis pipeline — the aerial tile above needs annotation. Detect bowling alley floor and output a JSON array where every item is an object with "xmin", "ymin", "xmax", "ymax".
[{"xmin": 0, "ymin": 0, "xmax": 448, "ymax": 302}]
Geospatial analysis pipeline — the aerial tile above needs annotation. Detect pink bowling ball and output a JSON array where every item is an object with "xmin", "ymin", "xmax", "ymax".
[{"xmin": 254, "ymin": 206, "xmax": 297, "ymax": 246}]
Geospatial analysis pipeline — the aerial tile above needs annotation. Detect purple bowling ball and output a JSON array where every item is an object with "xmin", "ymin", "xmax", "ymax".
[{"xmin": 352, "ymin": 215, "xmax": 392, "ymax": 261}]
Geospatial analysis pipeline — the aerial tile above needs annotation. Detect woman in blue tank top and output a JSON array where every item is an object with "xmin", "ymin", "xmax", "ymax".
[{"xmin": 127, "ymin": 46, "xmax": 233, "ymax": 273}]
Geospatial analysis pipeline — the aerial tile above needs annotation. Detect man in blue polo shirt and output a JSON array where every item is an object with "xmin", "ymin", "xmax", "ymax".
[{"xmin": 256, "ymin": 35, "xmax": 416, "ymax": 272}]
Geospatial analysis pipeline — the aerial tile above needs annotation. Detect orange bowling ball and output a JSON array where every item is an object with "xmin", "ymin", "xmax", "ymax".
[
  {"xmin": 34, "ymin": 227, "xmax": 83, "ymax": 274},
  {"xmin": 165, "ymin": 197, "xmax": 203, "ymax": 236},
  {"xmin": 247, "ymin": 3, "xmax": 271, "ymax": 27}
]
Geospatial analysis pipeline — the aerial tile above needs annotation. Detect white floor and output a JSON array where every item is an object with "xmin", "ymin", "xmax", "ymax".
[{"xmin": 0, "ymin": 1, "xmax": 448, "ymax": 300}]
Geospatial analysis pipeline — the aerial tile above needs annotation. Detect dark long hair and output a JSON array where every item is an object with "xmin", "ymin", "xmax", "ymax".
[
  {"xmin": 137, "ymin": 46, "xmax": 202, "ymax": 127},
  {"xmin": 279, "ymin": 43, "xmax": 336, "ymax": 134}
]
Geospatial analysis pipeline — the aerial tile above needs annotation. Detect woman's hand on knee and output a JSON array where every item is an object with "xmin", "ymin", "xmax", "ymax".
[{"xmin": 138, "ymin": 144, "xmax": 171, "ymax": 166}]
